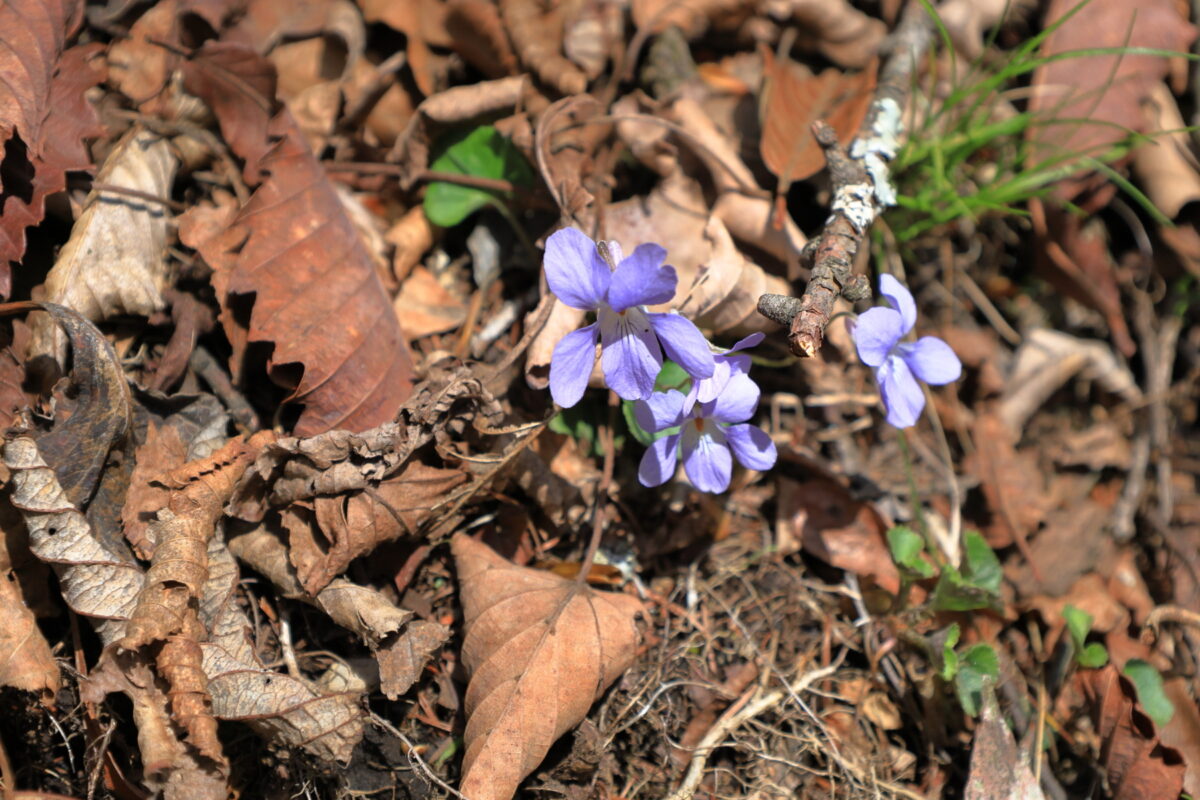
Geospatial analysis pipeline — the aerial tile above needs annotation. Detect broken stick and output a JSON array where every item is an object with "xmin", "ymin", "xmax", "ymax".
[{"xmin": 757, "ymin": 2, "xmax": 933, "ymax": 356}]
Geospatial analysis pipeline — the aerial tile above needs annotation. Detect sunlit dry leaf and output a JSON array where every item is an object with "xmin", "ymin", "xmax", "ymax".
[
  {"xmin": 121, "ymin": 432, "xmax": 275, "ymax": 650},
  {"xmin": 359, "ymin": 0, "xmax": 449, "ymax": 96},
  {"xmin": 446, "ymin": 0, "xmax": 521, "ymax": 79},
  {"xmin": 31, "ymin": 127, "xmax": 178, "ymax": 367},
  {"xmin": 182, "ymin": 44, "xmax": 416, "ymax": 436},
  {"xmin": 453, "ymin": 534, "xmax": 643, "ymax": 800},
  {"xmin": 0, "ymin": 0, "xmax": 104, "ymax": 293},
  {"xmin": 5, "ymin": 435, "xmax": 143, "ymax": 647},
  {"xmin": 1131, "ymin": 83, "xmax": 1200, "ymax": 219},
  {"xmin": 122, "ymin": 422, "xmax": 189, "ymax": 560},
  {"xmin": 759, "ymin": 50, "xmax": 877, "ymax": 185},
  {"xmin": 963, "ymin": 413, "xmax": 1047, "ymax": 550},
  {"xmin": 83, "ymin": 650, "xmax": 229, "ymax": 800},
  {"xmin": 386, "ymin": 206, "xmax": 437, "ymax": 282}
]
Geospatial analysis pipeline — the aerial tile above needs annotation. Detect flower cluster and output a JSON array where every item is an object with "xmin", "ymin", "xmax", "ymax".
[
  {"xmin": 851, "ymin": 274, "xmax": 962, "ymax": 428},
  {"xmin": 544, "ymin": 228, "xmax": 776, "ymax": 493}
]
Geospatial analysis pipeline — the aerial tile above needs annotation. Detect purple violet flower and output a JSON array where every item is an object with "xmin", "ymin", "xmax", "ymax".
[
  {"xmin": 634, "ymin": 366, "xmax": 777, "ymax": 494},
  {"xmin": 545, "ymin": 228, "xmax": 715, "ymax": 407},
  {"xmin": 852, "ymin": 274, "xmax": 962, "ymax": 429},
  {"xmin": 691, "ymin": 332, "xmax": 764, "ymax": 405}
]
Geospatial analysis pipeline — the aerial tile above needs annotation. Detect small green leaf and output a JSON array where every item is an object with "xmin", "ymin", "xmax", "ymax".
[
  {"xmin": 960, "ymin": 530, "xmax": 1001, "ymax": 594},
  {"xmin": 654, "ymin": 360, "xmax": 692, "ymax": 393},
  {"xmin": 888, "ymin": 525, "xmax": 936, "ymax": 579},
  {"xmin": 1123, "ymin": 660, "xmax": 1175, "ymax": 727},
  {"xmin": 549, "ymin": 405, "xmax": 597, "ymax": 452},
  {"xmin": 1063, "ymin": 604, "xmax": 1108, "ymax": 668},
  {"xmin": 1078, "ymin": 643, "xmax": 1109, "ymax": 669},
  {"xmin": 936, "ymin": 623, "xmax": 961, "ymax": 681},
  {"xmin": 955, "ymin": 643, "xmax": 999, "ymax": 716},
  {"xmin": 931, "ymin": 567, "xmax": 1000, "ymax": 612},
  {"xmin": 424, "ymin": 126, "xmax": 533, "ymax": 227}
]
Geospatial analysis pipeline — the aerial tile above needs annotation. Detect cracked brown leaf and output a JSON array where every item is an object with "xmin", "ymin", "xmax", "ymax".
[
  {"xmin": 453, "ymin": 534, "xmax": 643, "ymax": 800},
  {"xmin": 0, "ymin": 0, "xmax": 104, "ymax": 294},
  {"xmin": 31, "ymin": 126, "xmax": 178, "ymax": 366},
  {"xmin": 181, "ymin": 43, "xmax": 416, "ymax": 436},
  {"xmin": 122, "ymin": 421, "xmax": 188, "ymax": 560}
]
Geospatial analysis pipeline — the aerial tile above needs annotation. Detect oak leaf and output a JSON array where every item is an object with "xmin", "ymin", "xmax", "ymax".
[
  {"xmin": 181, "ymin": 44, "xmax": 416, "ymax": 436},
  {"xmin": 0, "ymin": 0, "xmax": 104, "ymax": 294},
  {"xmin": 453, "ymin": 534, "xmax": 643, "ymax": 800},
  {"xmin": 31, "ymin": 127, "xmax": 178, "ymax": 367}
]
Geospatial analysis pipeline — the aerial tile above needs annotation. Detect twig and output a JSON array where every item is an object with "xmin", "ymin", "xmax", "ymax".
[
  {"xmin": 756, "ymin": 1, "xmax": 934, "ymax": 356},
  {"xmin": 188, "ymin": 347, "xmax": 261, "ymax": 432},
  {"xmin": 664, "ymin": 661, "xmax": 841, "ymax": 800}
]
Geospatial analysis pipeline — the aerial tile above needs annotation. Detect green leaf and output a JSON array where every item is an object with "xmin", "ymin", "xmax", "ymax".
[
  {"xmin": 960, "ymin": 530, "xmax": 1002, "ymax": 594},
  {"xmin": 654, "ymin": 360, "xmax": 692, "ymax": 393},
  {"xmin": 1063, "ymin": 604, "xmax": 1109, "ymax": 668},
  {"xmin": 888, "ymin": 526, "xmax": 936, "ymax": 579},
  {"xmin": 549, "ymin": 405, "xmax": 597, "ymax": 453},
  {"xmin": 1123, "ymin": 660, "xmax": 1175, "ymax": 727},
  {"xmin": 955, "ymin": 643, "xmax": 999, "ymax": 716},
  {"xmin": 931, "ymin": 567, "xmax": 999, "ymax": 612},
  {"xmin": 424, "ymin": 126, "xmax": 533, "ymax": 227},
  {"xmin": 936, "ymin": 623, "xmax": 961, "ymax": 681}
]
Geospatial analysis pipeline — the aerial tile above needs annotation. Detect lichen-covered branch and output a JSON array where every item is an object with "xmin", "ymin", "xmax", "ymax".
[{"xmin": 757, "ymin": 2, "xmax": 933, "ymax": 356}]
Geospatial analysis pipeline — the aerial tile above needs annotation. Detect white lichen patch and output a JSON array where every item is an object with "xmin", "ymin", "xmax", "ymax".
[
  {"xmin": 851, "ymin": 97, "xmax": 903, "ymax": 207},
  {"xmin": 831, "ymin": 183, "xmax": 877, "ymax": 233}
]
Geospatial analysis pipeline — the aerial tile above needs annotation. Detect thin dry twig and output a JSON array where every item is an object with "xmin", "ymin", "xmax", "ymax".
[{"xmin": 756, "ymin": 2, "xmax": 934, "ymax": 356}]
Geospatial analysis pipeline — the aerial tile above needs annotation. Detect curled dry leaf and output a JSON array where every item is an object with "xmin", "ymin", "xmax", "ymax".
[
  {"xmin": 0, "ymin": 0, "xmax": 105, "ymax": 293},
  {"xmin": 199, "ymin": 535, "xmax": 364, "ymax": 763},
  {"xmin": 446, "ymin": 0, "xmax": 521, "ymax": 79},
  {"xmin": 30, "ymin": 127, "xmax": 178, "ymax": 367},
  {"xmin": 765, "ymin": 0, "xmax": 887, "ymax": 69},
  {"xmin": 563, "ymin": 0, "xmax": 622, "ymax": 80},
  {"xmin": 359, "ymin": 0, "xmax": 450, "ymax": 96},
  {"xmin": 759, "ymin": 50, "xmax": 877, "ymax": 186},
  {"xmin": 453, "ymin": 534, "xmax": 643, "ymax": 800},
  {"xmin": 121, "ymin": 431, "xmax": 276, "ymax": 650},
  {"xmin": 182, "ymin": 44, "xmax": 416, "ymax": 436},
  {"xmin": 83, "ymin": 650, "xmax": 229, "ymax": 800},
  {"xmin": 500, "ymin": 0, "xmax": 588, "ymax": 95},
  {"xmin": 228, "ymin": 524, "xmax": 447, "ymax": 698},
  {"xmin": 5, "ymin": 435, "xmax": 143, "ymax": 646},
  {"xmin": 1131, "ymin": 83, "xmax": 1200, "ymax": 219},
  {"xmin": 122, "ymin": 422, "xmax": 189, "ymax": 559},
  {"xmin": 963, "ymin": 412, "xmax": 1047, "ymax": 550},
  {"xmin": 938, "ymin": 0, "xmax": 1036, "ymax": 58},
  {"xmin": 386, "ymin": 205, "xmax": 437, "ymax": 282}
]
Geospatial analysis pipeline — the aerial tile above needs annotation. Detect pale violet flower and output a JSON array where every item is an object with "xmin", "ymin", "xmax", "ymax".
[
  {"xmin": 691, "ymin": 332, "xmax": 764, "ymax": 405},
  {"xmin": 852, "ymin": 274, "xmax": 962, "ymax": 428},
  {"xmin": 634, "ymin": 365, "xmax": 776, "ymax": 494},
  {"xmin": 546, "ymin": 228, "xmax": 714, "ymax": 407}
]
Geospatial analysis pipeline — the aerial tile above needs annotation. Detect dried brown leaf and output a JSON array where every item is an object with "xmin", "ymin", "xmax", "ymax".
[
  {"xmin": 1080, "ymin": 665, "xmax": 1186, "ymax": 800},
  {"xmin": 31, "ymin": 127, "xmax": 178, "ymax": 366},
  {"xmin": 182, "ymin": 44, "xmax": 416, "ymax": 436},
  {"xmin": 377, "ymin": 619, "xmax": 450, "ymax": 699},
  {"xmin": 964, "ymin": 413, "xmax": 1047, "ymax": 550},
  {"xmin": 0, "ymin": 563, "xmax": 60, "ymax": 699},
  {"xmin": 122, "ymin": 422, "xmax": 189, "ymax": 559},
  {"xmin": 1029, "ymin": 0, "xmax": 1196, "ymax": 202},
  {"xmin": 393, "ymin": 266, "xmax": 469, "ymax": 339},
  {"xmin": 446, "ymin": 0, "xmax": 521, "ymax": 79},
  {"xmin": 0, "ymin": 0, "xmax": 104, "ymax": 292},
  {"xmin": 158, "ymin": 610, "xmax": 225, "ymax": 765},
  {"xmin": 453, "ymin": 534, "xmax": 643, "ymax": 800},
  {"xmin": 500, "ymin": 0, "xmax": 588, "ymax": 95},
  {"xmin": 5, "ymin": 434, "xmax": 143, "ymax": 646},
  {"xmin": 760, "ymin": 51, "xmax": 877, "ymax": 185},
  {"xmin": 359, "ymin": 0, "xmax": 448, "ymax": 96},
  {"xmin": 1131, "ymin": 83, "xmax": 1200, "ymax": 219},
  {"xmin": 767, "ymin": 0, "xmax": 887, "ymax": 68},
  {"xmin": 295, "ymin": 459, "xmax": 467, "ymax": 593},
  {"xmin": 777, "ymin": 477, "xmax": 900, "ymax": 594},
  {"xmin": 386, "ymin": 205, "xmax": 437, "ymax": 282},
  {"xmin": 121, "ymin": 432, "xmax": 275, "ymax": 650}
]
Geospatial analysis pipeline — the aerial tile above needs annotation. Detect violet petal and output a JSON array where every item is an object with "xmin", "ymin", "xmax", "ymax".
[
  {"xmin": 549, "ymin": 322, "xmax": 599, "ymax": 408},
  {"xmin": 543, "ymin": 228, "xmax": 610, "ymax": 310}
]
